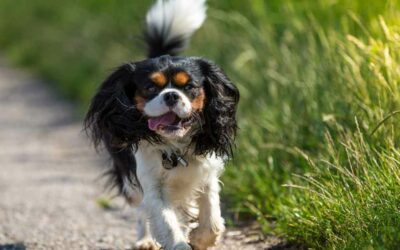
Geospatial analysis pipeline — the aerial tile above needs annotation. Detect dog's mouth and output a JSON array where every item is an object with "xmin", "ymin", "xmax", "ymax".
[{"xmin": 148, "ymin": 112, "xmax": 194, "ymax": 133}]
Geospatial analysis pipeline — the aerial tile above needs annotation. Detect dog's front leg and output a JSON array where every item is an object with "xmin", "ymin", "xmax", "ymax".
[
  {"xmin": 189, "ymin": 176, "xmax": 225, "ymax": 250},
  {"xmin": 141, "ymin": 182, "xmax": 192, "ymax": 250}
]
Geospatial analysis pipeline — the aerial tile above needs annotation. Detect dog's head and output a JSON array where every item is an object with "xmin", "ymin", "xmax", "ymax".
[{"xmin": 85, "ymin": 55, "xmax": 239, "ymax": 157}]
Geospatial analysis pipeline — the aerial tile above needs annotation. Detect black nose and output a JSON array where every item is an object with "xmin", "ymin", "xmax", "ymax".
[{"xmin": 163, "ymin": 92, "xmax": 180, "ymax": 107}]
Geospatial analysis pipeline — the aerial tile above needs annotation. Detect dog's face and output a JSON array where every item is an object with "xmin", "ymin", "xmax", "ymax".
[
  {"xmin": 132, "ymin": 56, "xmax": 206, "ymax": 139},
  {"xmin": 85, "ymin": 55, "xmax": 239, "ymax": 157}
]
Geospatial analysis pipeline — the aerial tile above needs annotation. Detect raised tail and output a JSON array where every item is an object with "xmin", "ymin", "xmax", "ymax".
[{"xmin": 145, "ymin": 0, "xmax": 207, "ymax": 58}]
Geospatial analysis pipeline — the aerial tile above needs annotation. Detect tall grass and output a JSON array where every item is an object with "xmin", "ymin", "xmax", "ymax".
[
  {"xmin": 209, "ymin": 2, "xmax": 400, "ymax": 248},
  {"xmin": 1, "ymin": 0, "xmax": 399, "ymax": 248}
]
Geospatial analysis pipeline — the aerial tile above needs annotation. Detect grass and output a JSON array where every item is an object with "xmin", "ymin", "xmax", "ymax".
[
  {"xmin": 1, "ymin": 0, "xmax": 400, "ymax": 249},
  {"xmin": 96, "ymin": 197, "xmax": 114, "ymax": 210}
]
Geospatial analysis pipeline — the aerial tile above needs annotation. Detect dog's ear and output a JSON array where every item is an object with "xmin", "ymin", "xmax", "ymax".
[
  {"xmin": 84, "ymin": 63, "xmax": 154, "ymax": 151},
  {"xmin": 84, "ymin": 63, "xmax": 151, "ymax": 195},
  {"xmin": 194, "ymin": 59, "xmax": 240, "ymax": 158}
]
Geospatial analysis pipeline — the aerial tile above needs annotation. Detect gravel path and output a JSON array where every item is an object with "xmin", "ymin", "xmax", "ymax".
[{"xmin": 0, "ymin": 62, "xmax": 285, "ymax": 250}]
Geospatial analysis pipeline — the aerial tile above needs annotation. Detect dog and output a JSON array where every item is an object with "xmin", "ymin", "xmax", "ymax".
[{"xmin": 84, "ymin": 0, "xmax": 239, "ymax": 249}]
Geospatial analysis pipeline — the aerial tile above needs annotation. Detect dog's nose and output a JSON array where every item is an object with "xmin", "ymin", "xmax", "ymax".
[{"xmin": 163, "ymin": 92, "xmax": 180, "ymax": 107}]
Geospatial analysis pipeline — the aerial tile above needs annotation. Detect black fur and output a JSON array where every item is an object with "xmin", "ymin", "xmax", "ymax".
[
  {"xmin": 104, "ymin": 136, "xmax": 140, "ymax": 194},
  {"xmin": 145, "ymin": 27, "xmax": 187, "ymax": 58},
  {"xmin": 84, "ymin": 63, "xmax": 160, "ymax": 150},
  {"xmin": 193, "ymin": 58, "xmax": 240, "ymax": 158},
  {"xmin": 84, "ymin": 62, "xmax": 160, "ymax": 193}
]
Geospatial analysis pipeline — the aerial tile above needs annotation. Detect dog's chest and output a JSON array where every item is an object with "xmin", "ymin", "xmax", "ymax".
[
  {"xmin": 162, "ymin": 156, "xmax": 206, "ymax": 186},
  {"xmin": 161, "ymin": 155, "xmax": 216, "ymax": 206},
  {"xmin": 136, "ymin": 143, "xmax": 219, "ymax": 195}
]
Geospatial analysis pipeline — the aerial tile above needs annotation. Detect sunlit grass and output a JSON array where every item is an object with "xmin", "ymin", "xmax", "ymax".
[
  {"xmin": 0, "ymin": 0, "xmax": 399, "ymax": 248},
  {"xmin": 96, "ymin": 197, "xmax": 114, "ymax": 210}
]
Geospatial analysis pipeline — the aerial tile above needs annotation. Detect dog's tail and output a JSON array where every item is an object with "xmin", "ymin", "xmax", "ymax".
[{"xmin": 145, "ymin": 0, "xmax": 207, "ymax": 58}]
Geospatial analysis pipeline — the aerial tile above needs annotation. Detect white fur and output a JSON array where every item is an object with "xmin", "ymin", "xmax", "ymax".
[
  {"xmin": 143, "ymin": 88, "xmax": 192, "ymax": 118},
  {"xmin": 131, "ymin": 141, "xmax": 225, "ymax": 250},
  {"xmin": 146, "ymin": 0, "xmax": 207, "ymax": 44}
]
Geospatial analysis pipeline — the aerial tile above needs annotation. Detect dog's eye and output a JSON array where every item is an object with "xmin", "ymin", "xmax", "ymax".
[
  {"xmin": 183, "ymin": 84, "xmax": 194, "ymax": 91},
  {"xmin": 145, "ymin": 86, "xmax": 158, "ymax": 94}
]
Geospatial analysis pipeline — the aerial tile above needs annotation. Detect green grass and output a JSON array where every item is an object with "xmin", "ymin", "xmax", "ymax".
[
  {"xmin": 1, "ymin": 0, "xmax": 400, "ymax": 249},
  {"xmin": 96, "ymin": 197, "xmax": 114, "ymax": 210}
]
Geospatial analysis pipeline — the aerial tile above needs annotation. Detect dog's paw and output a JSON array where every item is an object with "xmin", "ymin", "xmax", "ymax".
[
  {"xmin": 189, "ymin": 222, "xmax": 225, "ymax": 250},
  {"xmin": 173, "ymin": 242, "xmax": 192, "ymax": 250},
  {"xmin": 134, "ymin": 238, "xmax": 159, "ymax": 250}
]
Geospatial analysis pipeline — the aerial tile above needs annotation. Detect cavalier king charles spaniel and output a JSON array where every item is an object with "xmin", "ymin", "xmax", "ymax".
[{"xmin": 84, "ymin": 0, "xmax": 239, "ymax": 249}]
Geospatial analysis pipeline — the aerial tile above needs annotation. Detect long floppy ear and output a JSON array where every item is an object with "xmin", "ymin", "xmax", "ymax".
[
  {"xmin": 194, "ymin": 59, "xmax": 240, "ymax": 158},
  {"xmin": 84, "ymin": 63, "xmax": 156, "ymax": 196},
  {"xmin": 84, "ymin": 63, "xmax": 157, "ymax": 150}
]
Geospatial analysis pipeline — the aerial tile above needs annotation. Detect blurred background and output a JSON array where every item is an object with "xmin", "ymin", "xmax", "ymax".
[{"xmin": 0, "ymin": 0, "xmax": 400, "ymax": 249}]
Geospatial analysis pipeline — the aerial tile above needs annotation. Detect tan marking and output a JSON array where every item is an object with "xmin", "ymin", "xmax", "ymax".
[
  {"xmin": 134, "ymin": 95, "xmax": 146, "ymax": 111},
  {"xmin": 191, "ymin": 88, "xmax": 205, "ymax": 111},
  {"xmin": 150, "ymin": 72, "xmax": 167, "ymax": 87},
  {"xmin": 173, "ymin": 71, "xmax": 190, "ymax": 86}
]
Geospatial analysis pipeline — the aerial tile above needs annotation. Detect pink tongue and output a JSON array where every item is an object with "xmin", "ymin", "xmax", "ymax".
[{"xmin": 148, "ymin": 112, "xmax": 177, "ymax": 131}]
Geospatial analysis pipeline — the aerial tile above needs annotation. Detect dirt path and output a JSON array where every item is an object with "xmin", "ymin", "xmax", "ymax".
[{"xmin": 0, "ymin": 62, "xmax": 284, "ymax": 250}]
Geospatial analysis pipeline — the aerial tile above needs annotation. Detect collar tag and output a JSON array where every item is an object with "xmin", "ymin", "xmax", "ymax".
[
  {"xmin": 177, "ymin": 155, "xmax": 188, "ymax": 167},
  {"xmin": 162, "ymin": 152, "xmax": 188, "ymax": 169}
]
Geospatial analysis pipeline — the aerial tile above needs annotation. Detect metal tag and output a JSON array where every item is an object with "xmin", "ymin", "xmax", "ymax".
[{"xmin": 162, "ymin": 152, "xmax": 188, "ymax": 169}]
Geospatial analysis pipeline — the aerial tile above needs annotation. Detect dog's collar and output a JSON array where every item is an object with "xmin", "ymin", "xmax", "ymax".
[{"xmin": 161, "ymin": 151, "xmax": 189, "ymax": 169}]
